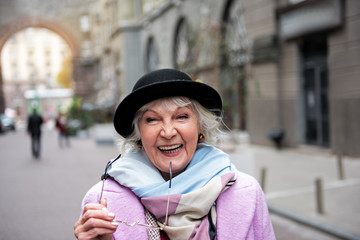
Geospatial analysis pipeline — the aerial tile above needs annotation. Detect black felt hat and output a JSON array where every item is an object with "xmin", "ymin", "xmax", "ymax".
[{"xmin": 113, "ymin": 68, "xmax": 222, "ymax": 137}]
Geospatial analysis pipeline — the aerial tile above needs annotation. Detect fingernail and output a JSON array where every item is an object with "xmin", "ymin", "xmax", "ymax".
[
  {"xmin": 102, "ymin": 207, "xmax": 109, "ymax": 212},
  {"xmin": 111, "ymin": 220, "xmax": 119, "ymax": 226},
  {"xmin": 108, "ymin": 212, "xmax": 115, "ymax": 217}
]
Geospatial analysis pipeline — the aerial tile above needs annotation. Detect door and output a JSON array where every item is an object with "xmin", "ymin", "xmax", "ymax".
[
  {"xmin": 303, "ymin": 60, "xmax": 330, "ymax": 147},
  {"xmin": 302, "ymin": 35, "xmax": 330, "ymax": 147}
]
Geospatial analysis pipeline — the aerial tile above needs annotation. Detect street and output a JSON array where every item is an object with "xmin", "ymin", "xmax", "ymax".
[
  {"xmin": 0, "ymin": 128, "xmax": 118, "ymax": 240},
  {"xmin": 0, "ymin": 128, "xmax": 353, "ymax": 239}
]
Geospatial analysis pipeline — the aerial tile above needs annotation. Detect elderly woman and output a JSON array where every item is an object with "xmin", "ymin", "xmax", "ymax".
[{"xmin": 74, "ymin": 69, "xmax": 275, "ymax": 240}]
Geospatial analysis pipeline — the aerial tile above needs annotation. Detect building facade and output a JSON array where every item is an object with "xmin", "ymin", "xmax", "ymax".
[
  {"xmin": 274, "ymin": 0, "xmax": 360, "ymax": 157},
  {"xmin": 1, "ymin": 0, "xmax": 357, "ymax": 156},
  {"xmin": 82, "ymin": 0, "xmax": 359, "ymax": 156}
]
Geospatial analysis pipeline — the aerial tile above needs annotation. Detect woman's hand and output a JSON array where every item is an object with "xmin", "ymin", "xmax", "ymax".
[{"xmin": 74, "ymin": 198, "xmax": 118, "ymax": 240}]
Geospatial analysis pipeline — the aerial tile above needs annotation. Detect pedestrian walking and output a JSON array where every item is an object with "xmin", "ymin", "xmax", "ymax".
[
  {"xmin": 27, "ymin": 108, "xmax": 43, "ymax": 158},
  {"xmin": 55, "ymin": 113, "xmax": 70, "ymax": 148},
  {"xmin": 74, "ymin": 69, "xmax": 275, "ymax": 240}
]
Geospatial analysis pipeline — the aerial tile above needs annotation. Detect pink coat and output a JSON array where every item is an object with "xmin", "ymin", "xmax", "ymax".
[{"xmin": 81, "ymin": 171, "xmax": 275, "ymax": 239}]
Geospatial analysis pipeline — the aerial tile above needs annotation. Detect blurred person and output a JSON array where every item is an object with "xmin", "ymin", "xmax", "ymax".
[
  {"xmin": 74, "ymin": 69, "xmax": 275, "ymax": 240},
  {"xmin": 55, "ymin": 113, "xmax": 70, "ymax": 148},
  {"xmin": 27, "ymin": 108, "xmax": 44, "ymax": 158}
]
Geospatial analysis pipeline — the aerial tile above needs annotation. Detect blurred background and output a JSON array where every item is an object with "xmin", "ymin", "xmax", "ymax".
[{"xmin": 0, "ymin": 0, "xmax": 359, "ymax": 239}]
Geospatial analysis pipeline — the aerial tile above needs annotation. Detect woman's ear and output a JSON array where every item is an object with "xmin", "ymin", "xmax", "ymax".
[
  {"xmin": 137, "ymin": 139, "xmax": 142, "ymax": 148},
  {"xmin": 198, "ymin": 133, "xmax": 205, "ymax": 143}
]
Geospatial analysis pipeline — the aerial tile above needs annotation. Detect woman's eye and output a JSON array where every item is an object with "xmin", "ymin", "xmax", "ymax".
[
  {"xmin": 145, "ymin": 118, "xmax": 157, "ymax": 123},
  {"xmin": 177, "ymin": 114, "xmax": 189, "ymax": 119}
]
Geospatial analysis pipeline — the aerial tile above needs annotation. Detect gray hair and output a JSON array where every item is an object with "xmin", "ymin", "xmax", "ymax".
[{"xmin": 116, "ymin": 96, "xmax": 224, "ymax": 153}]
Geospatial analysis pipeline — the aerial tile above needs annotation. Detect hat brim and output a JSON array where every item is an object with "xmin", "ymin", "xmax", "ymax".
[{"xmin": 113, "ymin": 80, "xmax": 222, "ymax": 137}]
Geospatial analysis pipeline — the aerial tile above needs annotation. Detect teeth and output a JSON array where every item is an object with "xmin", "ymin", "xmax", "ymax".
[{"xmin": 158, "ymin": 144, "xmax": 182, "ymax": 152}]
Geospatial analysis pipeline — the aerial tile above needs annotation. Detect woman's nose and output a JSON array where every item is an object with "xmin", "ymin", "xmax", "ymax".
[{"xmin": 160, "ymin": 123, "xmax": 177, "ymax": 139}]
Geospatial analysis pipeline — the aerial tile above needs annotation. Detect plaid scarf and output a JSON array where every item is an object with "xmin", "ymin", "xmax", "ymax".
[
  {"xmin": 145, "ymin": 209, "xmax": 161, "ymax": 240},
  {"xmin": 108, "ymin": 144, "xmax": 236, "ymax": 240}
]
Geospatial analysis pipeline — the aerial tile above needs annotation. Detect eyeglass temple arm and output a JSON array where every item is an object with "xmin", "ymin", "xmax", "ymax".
[
  {"xmin": 164, "ymin": 161, "xmax": 172, "ymax": 226},
  {"xmin": 101, "ymin": 153, "xmax": 122, "ymax": 180},
  {"xmin": 99, "ymin": 154, "xmax": 122, "ymax": 203}
]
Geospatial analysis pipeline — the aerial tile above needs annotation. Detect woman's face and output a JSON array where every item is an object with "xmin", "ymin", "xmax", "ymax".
[{"xmin": 138, "ymin": 100, "xmax": 200, "ymax": 180}]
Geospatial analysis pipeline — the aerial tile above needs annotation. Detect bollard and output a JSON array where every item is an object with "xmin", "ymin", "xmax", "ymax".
[
  {"xmin": 260, "ymin": 167, "xmax": 267, "ymax": 193},
  {"xmin": 337, "ymin": 153, "xmax": 345, "ymax": 180},
  {"xmin": 315, "ymin": 178, "xmax": 325, "ymax": 214}
]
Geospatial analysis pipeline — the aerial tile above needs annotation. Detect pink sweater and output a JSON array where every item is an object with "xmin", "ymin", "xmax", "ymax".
[{"xmin": 81, "ymin": 171, "xmax": 275, "ymax": 239}]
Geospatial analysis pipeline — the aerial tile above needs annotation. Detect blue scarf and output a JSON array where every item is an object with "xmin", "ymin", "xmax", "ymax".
[{"xmin": 108, "ymin": 144, "xmax": 235, "ymax": 198}]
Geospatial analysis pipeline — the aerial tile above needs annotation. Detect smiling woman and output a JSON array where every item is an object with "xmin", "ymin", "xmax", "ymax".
[
  {"xmin": 126, "ymin": 96, "xmax": 222, "ymax": 153},
  {"xmin": 74, "ymin": 68, "xmax": 275, "ymax": 240},
  {"xmin": 137, "ymin": 98, "xmax": 200, "ymax": 180}
]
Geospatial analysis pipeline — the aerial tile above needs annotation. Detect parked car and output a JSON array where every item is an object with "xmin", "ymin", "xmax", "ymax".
[{"xmin": 0, "ymin": 114, "xmax": 16, "ymax": 132}]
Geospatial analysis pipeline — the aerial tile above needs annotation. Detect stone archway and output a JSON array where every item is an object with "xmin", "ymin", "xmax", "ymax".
[
  {"xmin": 0, "ymin": 17, "xmax": 79, "ymax": 57},
  {"xmin": 0, "ymin": 17, "xmax": 81, "ymax": 113}
]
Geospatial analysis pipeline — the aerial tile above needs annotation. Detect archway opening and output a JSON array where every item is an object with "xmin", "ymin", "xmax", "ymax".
[{"xmin": 1, "ymin": 27, "xmax": 73, "ymax": 127}]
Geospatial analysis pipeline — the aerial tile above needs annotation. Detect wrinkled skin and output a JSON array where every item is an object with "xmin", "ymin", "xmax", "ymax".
[{"xmin": 139, "ymin": 100, "xmax": 201, "ymax": 180}]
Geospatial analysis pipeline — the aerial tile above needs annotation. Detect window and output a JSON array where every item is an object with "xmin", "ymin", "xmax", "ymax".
[
  {"xmin": 173, "ymin": 18, "xmax": 191, "ymax": 69},
  {"xmin": 80, "ymin": 14, "xmax": 91, "ymax": 32},
  {"xmin": 146, "ymin": 37, "xmax": 159, "ymax": 72},
  {"xmin": 223, "ymin": 0, "xmax": 250, "ymax": 67}
]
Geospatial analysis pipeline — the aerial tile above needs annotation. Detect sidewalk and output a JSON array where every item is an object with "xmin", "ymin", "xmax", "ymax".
[{"xmin": 222, "ymin": 134, "xmax": 360, "ymax": 240}]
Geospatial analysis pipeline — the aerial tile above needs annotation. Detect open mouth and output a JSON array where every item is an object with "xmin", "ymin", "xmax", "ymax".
[{"xmin": 158, "ymin": 144, "xmax": 183, "ymax": 154}]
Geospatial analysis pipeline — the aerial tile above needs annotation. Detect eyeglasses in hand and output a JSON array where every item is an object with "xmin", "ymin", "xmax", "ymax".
[{"xmin": 99, "ymin": 156, "xmax": 172, "ymax": 230}]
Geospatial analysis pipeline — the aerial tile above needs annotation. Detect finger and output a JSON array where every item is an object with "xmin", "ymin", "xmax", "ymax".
[
  {"xmin": 83, "ymin": 203, "xmax": 107, "ymax": 212},
  {"xmin": 75, "ymin": 223, "xmax": 117, "ymax": 240},
  {"xmin": 81, "ymin": 209, "xmax": 115, "ymax": 225},
  {"xmin": 100, "ymin": 198, "xmax": 107, "ymax": 208},
  {"xmin": 82, "ymin": 203, "xmax": 110, "ymax": 218},
  {"xmin": 81, "ymin": 216, "xmax": 119, "ymax": 233},
  {"xmin": 76, "ymin": 228, "xmax": 115, "ymax": 240},
  {"xmin": 99, "ymin": 233, "xmax": 114, "ymax": 240},
  {"xmin": 74, "ymin": 219, "xmax": 81, "ymax": 230},
  {"xmin": 74, "ymin": 214, "xmax": 118, "ymax": 239}
]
